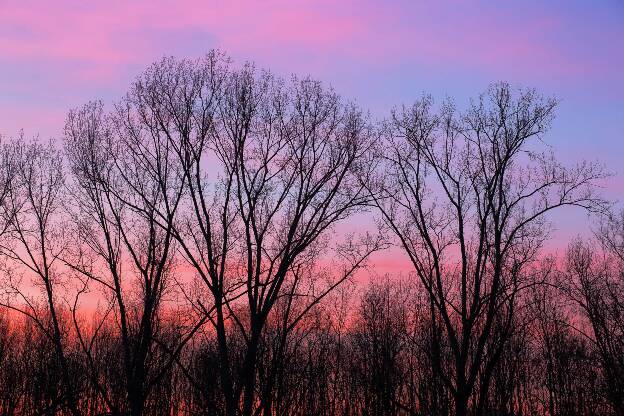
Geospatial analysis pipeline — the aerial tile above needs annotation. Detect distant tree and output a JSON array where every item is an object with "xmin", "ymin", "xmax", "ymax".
[
  {"xmin": 564, "ymin": 225, "xmax": 624, "ymax": 415},
  {"xmin": 350, "ymin": 279, "xmax": 412, "ymax": 415}
]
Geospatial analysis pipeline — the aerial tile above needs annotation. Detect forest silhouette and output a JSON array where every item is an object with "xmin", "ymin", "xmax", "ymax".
[{"xmin": 0, "ymin": 51, "xmax": 622, "ymax": 416}]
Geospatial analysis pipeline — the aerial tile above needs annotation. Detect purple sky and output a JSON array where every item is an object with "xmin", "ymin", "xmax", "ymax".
[{"xmin": 1, "ymin": 0, "xmax": 623, "ymax": 253}]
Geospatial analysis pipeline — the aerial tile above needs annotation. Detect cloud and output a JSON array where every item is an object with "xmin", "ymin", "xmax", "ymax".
[{"xmin": 2, "ymin": 0, "xmax": 621, "ymax": 84}]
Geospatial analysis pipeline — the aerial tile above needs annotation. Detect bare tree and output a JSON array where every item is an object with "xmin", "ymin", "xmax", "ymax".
[
  {"xmin": 2, "ymin": 55, "xmax": 620, "ymax": 416},
  {"xmin": 106, "ymin": 53, "xmax": 382, "ymax": 415},
  {"xmin": 564, "ymin": 229, "xmax": 624, "ymax": 415},
  {"xmin": 60, "ymin": 52, "xmax": 380, "ymax": 415},
  {"xmin": 0, "ymin": 138, "xmax": 82, "ymax": 415},
  {"xmin": 63, "ymin": 93, "xmax": 200, "ymax": 415},
  {"xmin": 367, "ymin": 83, "xmax": 606, "ymax": 416},
  {"xmin": 350, "ymin": 279, "xmax": 412, "ymax": 416}
]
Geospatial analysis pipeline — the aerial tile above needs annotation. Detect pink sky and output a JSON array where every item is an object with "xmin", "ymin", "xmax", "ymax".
[{"xmin": 1, "ymin": 0, "xmax": 623, "ymax": 261}]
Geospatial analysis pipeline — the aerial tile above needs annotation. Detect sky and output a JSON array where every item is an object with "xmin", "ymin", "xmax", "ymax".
[{"xmin": 1, "ymin": 0, "xmax": 623, "ymax": 262}]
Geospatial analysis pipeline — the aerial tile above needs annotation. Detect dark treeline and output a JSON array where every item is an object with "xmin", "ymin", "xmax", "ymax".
[{"xmin": 0, "ymin": 51, "xmax": 622, "ymax": 416}]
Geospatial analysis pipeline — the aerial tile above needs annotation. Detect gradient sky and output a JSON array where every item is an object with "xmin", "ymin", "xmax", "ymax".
[{"xmin": 1, "ymin": 0, "xmax": 623, "ymax": 260}]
